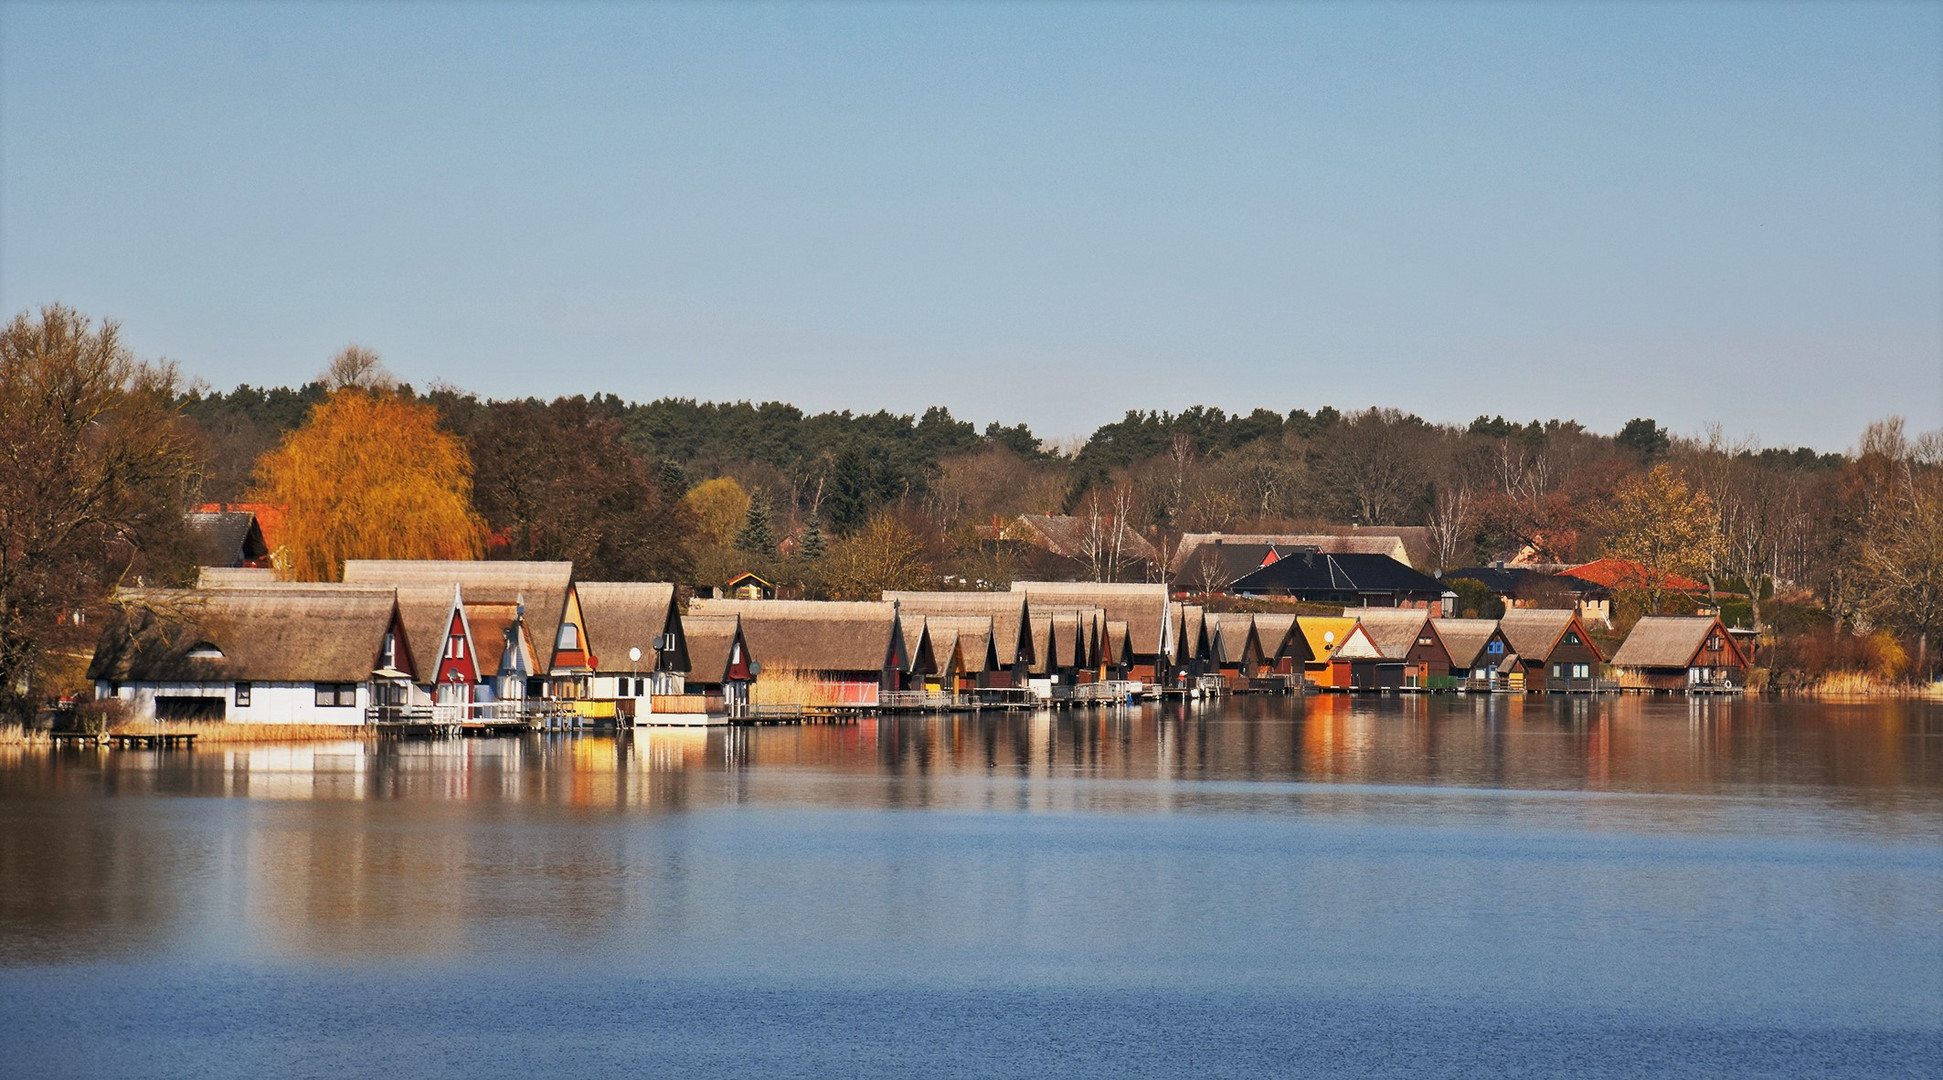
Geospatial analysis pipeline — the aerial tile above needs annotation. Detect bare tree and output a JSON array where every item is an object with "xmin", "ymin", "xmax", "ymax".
[{"xmin": 322, "ymin": 343, "xmax": 396, "ymax": 392}]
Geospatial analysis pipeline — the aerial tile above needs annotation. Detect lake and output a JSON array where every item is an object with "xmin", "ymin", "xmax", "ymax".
[{"xmin": 2, "ymin": 695, "xmax": 1939, "ymax": 1078}]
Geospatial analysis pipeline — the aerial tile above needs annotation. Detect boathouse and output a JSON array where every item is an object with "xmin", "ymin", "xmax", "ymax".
[
  {"xmin": 88, "ymin": 587, "xmax": 409, "ymax": 724},
  {"xmin": 687, "ymin": 598, "xmax": 908, "ymax": 706},
  {"xmin": 1497, "ymin": 609, "xmax": 1607, "ymax": 692},
  {"xmin": 1609, "ymin": 615, "xmax": 1747, "ymax": 692}
]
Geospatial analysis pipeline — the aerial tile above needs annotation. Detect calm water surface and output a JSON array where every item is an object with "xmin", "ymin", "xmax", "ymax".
[{"xmin": 2, "ymin": 696, "xmax": 1940, "ymax": 1078}]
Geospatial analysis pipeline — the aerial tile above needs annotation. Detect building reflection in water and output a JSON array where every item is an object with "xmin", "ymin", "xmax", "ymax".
[{"xmin": 1, "ymin": 697, "xmax": 1938, "ymax": 965}]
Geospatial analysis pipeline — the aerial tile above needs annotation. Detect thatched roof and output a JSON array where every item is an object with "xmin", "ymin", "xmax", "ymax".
[
  {"xmin": 688, "ymin": 598, "xmax": 900, "ymax": 674},
  {"xmin": 1013, "ymin": 514, "xmax": 1163, "ymax": 565},
  {"xmin": 185, "ymin": 511, "xmax": 271, "ymax": 568},
  {"xmin": 576, "ymin": 582, "xmax": 685, "ymax": 673},
  {"xmin": 343, "ymin": 560, "xmax": 574, "ymax": 668},
  {"xmin": 927, "ymin": 628, "xmax": 962, "ymax": 677},
  {"xmin": 897, "ymin": 616, "xmax": 938, "ymax": 675},
  {"xmin": 1174, "ymin": 604, "xmax": 1209, "ymax": 662},
  {"xmin": 884, "ymin": 592, "xmax": 1033, "ymax": 667},
  {"xmin": 1203, "ymin": 612, "xmax": 1260, "ymax": 666},
  {"xmin": 919, "ymin": 615, "xmax": 999, "ymax": 673},
  {"xmin": 1011, "ymin": 582, "xmax": 1168, "ymax": 659},
  {"xmin": 89, "ymin": 587, "xmax": 400, "ymax": 683},
  {"xmin": 679, "ymin": 614, "xmax": 748, "ymax": 685},
  {"xmin": 1103, "ymin": 620, "xmax": 1132, "ymax": 666},
  {"xmin": 1345, "ymin": 608, "xmax": 1434, "ymax": 659},
  {"xmin": 195, "ymin": 567, "xmax": 278, "ymax": 588},
  {"xmin": 1611, "ymin": 616, "xmax": 1736, "ymax": 669},
  {"xmin": 1250, "ymin": 613, "xmax": 1303, "ymax": 662},
  {"xmin": 1431, "ymin": 619, "xmax": 1503, "ymax": 668},
  {"xmin": 1498, "ymin": 608, "xmax": 1601, "ymax": 661}
]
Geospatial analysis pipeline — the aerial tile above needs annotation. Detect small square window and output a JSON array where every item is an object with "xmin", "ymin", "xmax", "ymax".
[{"xmin": 235, "ymin": 682, "xmax": 252, "ymax": 707}]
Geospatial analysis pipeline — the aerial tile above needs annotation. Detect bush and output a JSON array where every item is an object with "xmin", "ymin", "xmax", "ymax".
[{"xmin": 70, "ymin": 697, "xmax": 129, "ymax": 736}]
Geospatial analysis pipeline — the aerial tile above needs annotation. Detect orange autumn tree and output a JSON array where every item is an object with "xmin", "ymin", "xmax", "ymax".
[{"xmin": 252, "ymin": 384, "xmax": 485, "ymax": 581}]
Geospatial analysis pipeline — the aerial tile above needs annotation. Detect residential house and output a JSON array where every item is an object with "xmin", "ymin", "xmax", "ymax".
[
  {"xmin": 1609, "ymin": 615, "xmax": 1748, "ymax": 692},
  {"xmin": 1444, "ymin": 565, "xmax": 1612, "ymax": 627},
  {"xmin": 184, "ymin": 509, "xmax": 272, "ymax": 570},
  {"xmin": 1227, "ymin": 551, "xmax": 1449, "ymax": 613}
]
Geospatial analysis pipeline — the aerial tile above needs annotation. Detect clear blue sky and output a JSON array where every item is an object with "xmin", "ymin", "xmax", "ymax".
[{"xmin": 4, "ymin": 1, "xmax": 1938, "ymax": 451}]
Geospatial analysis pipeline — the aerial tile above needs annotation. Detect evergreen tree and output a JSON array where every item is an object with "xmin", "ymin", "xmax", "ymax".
[
  {"xmin": 656, "ymin": 458, "xmax": 689, "ymax": 496},
  {"xmin": 735, "ymin": 489, "xmax": 777, "ymax": 556},
  {"xmin": 797, "ymin": 515, "xmax": 827, "ymax": 561}
]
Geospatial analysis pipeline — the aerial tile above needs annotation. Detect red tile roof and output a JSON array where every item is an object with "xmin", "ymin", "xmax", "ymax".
[{"xmin": 1559, "ymin": 559, "xmax": 1704, "ymax": 592}]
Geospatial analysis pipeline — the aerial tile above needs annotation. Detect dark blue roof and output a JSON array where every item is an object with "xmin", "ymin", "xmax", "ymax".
[{"xmin": 1228, "ymin": 552, "xmax": 1443, "ymax": 596}]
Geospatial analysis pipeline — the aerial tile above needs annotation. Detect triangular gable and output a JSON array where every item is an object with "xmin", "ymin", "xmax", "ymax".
[
  {"xmin": 550, "ymin": 585, "xmax": 592, "ymax": 672},
  {"xmin": 378, "ymin": 602, "xmax": 416, "ymax": 678},
  {"xmin": 435, "ymin": 588, "xmax": 479, "ymax": 686},
  {"xmin": 1335, "ymin": 622, "xmax": 1385, "ymax": 660}
]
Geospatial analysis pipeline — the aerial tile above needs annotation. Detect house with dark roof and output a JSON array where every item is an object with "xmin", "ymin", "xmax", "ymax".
[
  {"xmin": 1228, "ymin": 552, "xmax": 1449, "ymax": 613},
  {"xmin": 1610, "ymin": 615, "xmax": 1747, "ymax": 692},
  {"xmin": 1445, "ymin": 565, "xmax": 1612, "ymax": 627}
]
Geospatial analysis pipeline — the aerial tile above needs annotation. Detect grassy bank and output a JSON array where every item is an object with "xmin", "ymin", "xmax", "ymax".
[{"xmin": 106, "ymin": 721, "xmax": 375, "ymax": 743}]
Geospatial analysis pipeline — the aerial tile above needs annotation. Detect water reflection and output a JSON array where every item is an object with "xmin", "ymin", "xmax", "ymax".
[{"xmin": 1, "ymin": 697, "xmax": 1938, "ymax": 813}]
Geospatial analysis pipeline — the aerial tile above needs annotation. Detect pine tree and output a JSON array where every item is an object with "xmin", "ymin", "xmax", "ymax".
[
  {"xmin": 797, "ymin": 515, "xmax": 827, "ymax": 561},
  {"xmin": 735, "ymin": 489, "xmax": 777, "ymax": 556}
]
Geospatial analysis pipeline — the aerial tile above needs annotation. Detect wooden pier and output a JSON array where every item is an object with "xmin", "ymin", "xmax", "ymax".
[{"xmin": 107, "ymin": 732, "xmax": 198, "ymax": 750}]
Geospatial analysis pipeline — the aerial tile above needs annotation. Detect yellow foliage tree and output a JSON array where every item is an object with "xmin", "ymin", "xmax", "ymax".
[
  {"xmin": 683, "ymin": 477, "xmax": 750, "ymax": 546},
  {"xmin": 252, "ymin": 388, "xmax": 485, "ymax": 581},
  {"xmin": 822, "ymin": 514, "xmax": 932, "ymax": 599},
  {"xmin": 1597, "ymin": 464, "xmax": 1724, "ymax": 614}
]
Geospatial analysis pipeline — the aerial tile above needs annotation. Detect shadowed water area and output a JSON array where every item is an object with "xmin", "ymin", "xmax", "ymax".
[{"xmin": 2, "ymin": 696, "xmax": 1939, "ymax": 1078}]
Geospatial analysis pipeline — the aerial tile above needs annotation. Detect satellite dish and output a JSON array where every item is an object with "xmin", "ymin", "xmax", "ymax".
[
  {"xmin": 1323, "ymin": 630, "xmax": 1336, "ymax": 645},
  {"xmin": 628, "ymin": 647, "xmax": 642, "ymax": 663}
]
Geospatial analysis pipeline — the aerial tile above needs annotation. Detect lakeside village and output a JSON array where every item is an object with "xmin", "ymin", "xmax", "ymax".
[{"xmin": 73, "ymin": 513, "xmax": 1756, "ymax": 740}]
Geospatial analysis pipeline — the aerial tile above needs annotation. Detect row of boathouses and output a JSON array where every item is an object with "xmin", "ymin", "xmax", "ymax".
[{"xmin": 85, "ymin": 559, "xmax": 1751, "ymax": 726}]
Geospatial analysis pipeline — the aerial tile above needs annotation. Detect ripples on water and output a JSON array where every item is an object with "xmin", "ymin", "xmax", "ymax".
[{"xmin": 2, "ymin": 697, "xmax": 1939, "ymax": 1078}]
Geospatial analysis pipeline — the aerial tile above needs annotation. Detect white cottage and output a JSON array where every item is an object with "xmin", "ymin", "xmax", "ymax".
[{"xmin": 87, "ymin": 587, "xmax": 411, "ymax": 725}]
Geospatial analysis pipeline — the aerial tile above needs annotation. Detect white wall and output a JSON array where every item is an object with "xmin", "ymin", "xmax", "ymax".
[{"xmin": 97, "ymin": 681, "xmax": 370, "ymax": 725}]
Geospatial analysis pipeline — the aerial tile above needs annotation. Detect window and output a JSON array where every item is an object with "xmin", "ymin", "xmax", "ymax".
[
  {"xmin": 1572, "ymin": 664, "xmax": 1590, "ymax": 679},
  {"xmin": 1551, "ymin": 664, "xmax": 1561, "ymax": 679},
  {"xmin": 234, "ymin": 682, "xmax": 252, "ymax": 707},
  {"xmin": 1418, "ymin": 637, "xmax": 1433, "ymax": 647},
  {"xmin": 381, "ymin": 632, "xmax": 397, "ymax": 669},
  {"xmin": 557, "ymin": 623, "xmax": 580, "ymax": 650},
  {"xmin": 1487, "ymin": 640, "xmax": 1505, "ymax": 655},
  {"xmin": 1707, "ymin": 635, "xmax": 1723, "ymax": 652},
  {"xmin": 1564, "ymin": 632, "xmax": 1582, "ymax": 646},
  {"xmin": 314, "ymin": 683, "xmax": 356, "ymax": 707},
  {"xmin": 446, "ymin": 635, "xmax": 465, "ymax": 661}
]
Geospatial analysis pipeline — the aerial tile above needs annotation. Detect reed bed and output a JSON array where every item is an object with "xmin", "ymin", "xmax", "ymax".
[
  {"xmin": 1800, "ymin": 672, "xmax": 1943, "ymax": 700},
  {"xmin": 108, "ymin": 720, "xmax": 375, "ymax": 743},
  {"xmin": 749, "ymin": 664, "xmax": 855, "ymax": 708}
]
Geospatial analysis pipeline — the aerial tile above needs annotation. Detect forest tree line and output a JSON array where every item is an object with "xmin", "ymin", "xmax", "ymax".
[{"xmin": 4, "ymin": 305, "xmax": 1940, "ymax": 712}]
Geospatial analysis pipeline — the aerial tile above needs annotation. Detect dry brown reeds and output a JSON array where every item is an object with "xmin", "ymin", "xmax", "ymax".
[
  {"xmin": 108, "ymin": 720, "xmax": 374, "ymax": 743},
  {"xmin": 749, "ymin": 663, "xmax": 855, "ymax": 707}
]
